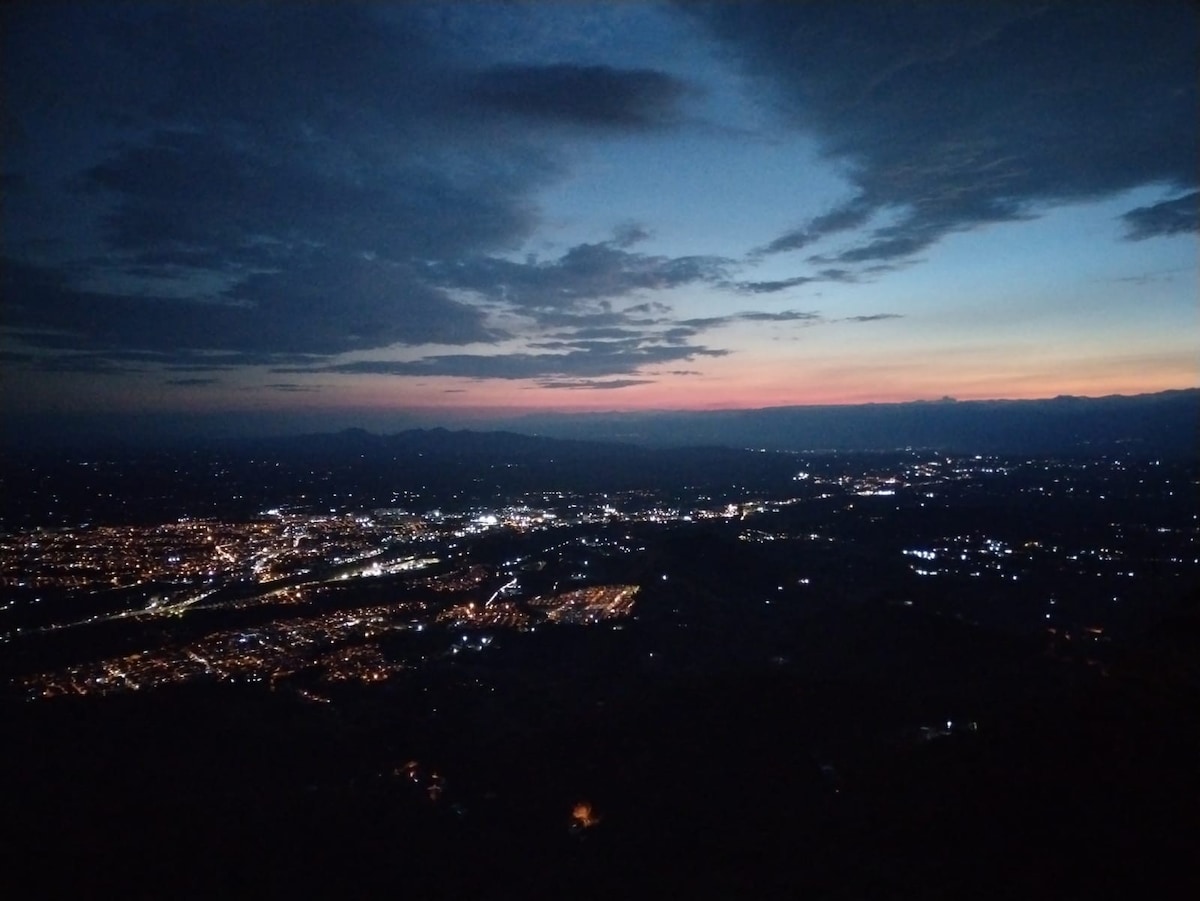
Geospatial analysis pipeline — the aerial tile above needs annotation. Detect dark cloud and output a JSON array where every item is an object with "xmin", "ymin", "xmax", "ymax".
[
  {"xmin": 3, "ymin": 257, "xmax": 494, "ymax": 362},
  {"xmin": 543, "ymin": 326, "xmax": 649, "ymax": 342},
  {"xmin": 290, "ymin": 341, "xmax": 727, "ymax": 381},
  {"xmin": 679, "ymin": 309, "xmax": 821, "ymax": 330},
  {"xmin": 0, "ymin": 322, "xmax": 328, "ymax": 373},
  {"xmin": 266, "ymin": 383, "xmax": 323, "ymax": 394},
  {"xmin": 697, "ymin": 1, "xmax": 1198, "ymax": 265},
  {"xmin": 624, "ymin": 300, "xmax": 672, "ymax": 316},
  {"xmin": 841, "ymin": 314, "xmax": 903, "ymax": 323},
  {"xmin": 530, "ymin": 338, "xmax": 647, "ymax": 356},
  {"xmin": 166, "ymin": 377, "xmax": 217, "ymax": 387},
  {"xmin": 466, "ymin": 64, "xmax": 689, "ymax": 129},
  {"xmin": 825, "ymin": 233, "xmax": 937, "ymax": 265},
  {"xmin": 737, "ymin": 268, "xmax": 858, "ymax": 294},
  {"xmin": 435, "ymin": 238, "xmax": 729, "ymax": 312},
  {"xmin": 738, "ymin": 310, "xmax": 823, "ymax": 323},
  {"xmin": 5, "ymin": 6, "xmax": 700, "ymax": 373},
  {"xmin": 756, "ymin": 201, "xmax": 874, "ymax": 255},
  {"xmin": 1121, "ymin": 192, "xmax": 1199, "ymax": 241},
  {"xmin": 738, "ymin": 275, "xmax": 818, "ymax": 294},
  {"xmin": 658, "ymin": 326, "xmax": 705, "ymax": 344},
  {"xmin": 84, "ymin": 127, "xmax": 543, "ymax": 267},
  {"xmin": 612, "ymin": 223, "xmax": 653, "ymax": 248},
  {"xmin": 34, "ymin": 356, "xmax": 146, "ymax": 375},
  {"xmin": 223, "ymin": 259, "xmax": 497, "ymax": 352},
  {"xmin": 529, "ymin": 309, "xmax": 655, "ymax": 331},
  {"xmin": 536, "ymin": 379, "xmax": 655, "ymax": 390}
]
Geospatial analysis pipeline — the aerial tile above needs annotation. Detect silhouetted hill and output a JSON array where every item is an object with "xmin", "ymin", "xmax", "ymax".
[
  {"xmin": 506, "ymin": 388, "xmax": 1200, "ymax": 455},
  {"xmin": 4, "ymin": 389, "xmax": 1194, "ymax": 455},
  {"xmin": 231, "ymin": 426, "xmax": 806, "ymax": 498}
]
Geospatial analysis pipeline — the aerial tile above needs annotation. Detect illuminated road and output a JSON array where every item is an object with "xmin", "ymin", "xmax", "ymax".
[
  {"xmin": 486, "ymin": 577, "xmax": 519, "ymax": 607},
  {"xmin": 22, "ymin": 554, "xmax": 440, "ymax": 637}
]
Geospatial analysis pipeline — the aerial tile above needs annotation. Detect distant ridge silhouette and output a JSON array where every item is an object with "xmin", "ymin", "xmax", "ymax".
[
  {"xmin": 503, "ymin": 388, "xmax": 1199, "ymax": 456},
  {"xmin": 2, "ymin": 389, "xmax": 1195, "ymax": 455}
]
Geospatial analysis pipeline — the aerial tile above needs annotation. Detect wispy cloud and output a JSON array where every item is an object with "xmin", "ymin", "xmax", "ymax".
[
  {"xmin": 697, "ymin": 2, "xmax": 1197, "ymax": 267},
  {"xmin": 840, "ymin": 314, "xmax": 902, "ymax": 323},
  {"xmin": 165, "ymin": 377, "xmax": 218, "ymax": 386},
  {"xmin": 679, "ymin": 309, "xmax": 821, "ymax": 330},
  {"xmin": 535, "ymin": 378, "xmax": 655, "ymax": 390},
  {"xmin": 265, "ymin": 383, "xmax": 324, "ymax": 393},
  {"xmin": 433, "ymin": 235, "xmax": 730, "ymax": 313},
  {"xmin": 287, "ymin": 341, "xmax": 728, "ymax": 381},
  {"xmin": 1120, "ymin": 192, "xmax": 1199, "ymax": 241}
]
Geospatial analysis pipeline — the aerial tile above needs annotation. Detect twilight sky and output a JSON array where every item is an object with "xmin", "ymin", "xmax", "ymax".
[{"xmin": 2, "ymin": 1, "xmax": 1197, "ymax": 435}]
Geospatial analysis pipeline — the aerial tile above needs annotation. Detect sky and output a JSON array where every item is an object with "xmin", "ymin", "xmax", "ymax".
[{"xmin": 2, "ymin": 1, "xmax": 1197, "ymax": 439}]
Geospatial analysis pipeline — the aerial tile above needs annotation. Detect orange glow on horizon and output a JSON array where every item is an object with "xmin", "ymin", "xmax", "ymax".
[{"xmin": 9, "ymin": 348, "xmax": 1194, "ymax": 418}]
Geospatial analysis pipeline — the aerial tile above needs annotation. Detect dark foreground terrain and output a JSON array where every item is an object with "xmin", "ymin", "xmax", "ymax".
[{"xmin": 5, "ymin": 596, "xmax": 1198, "ymax": 899}]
